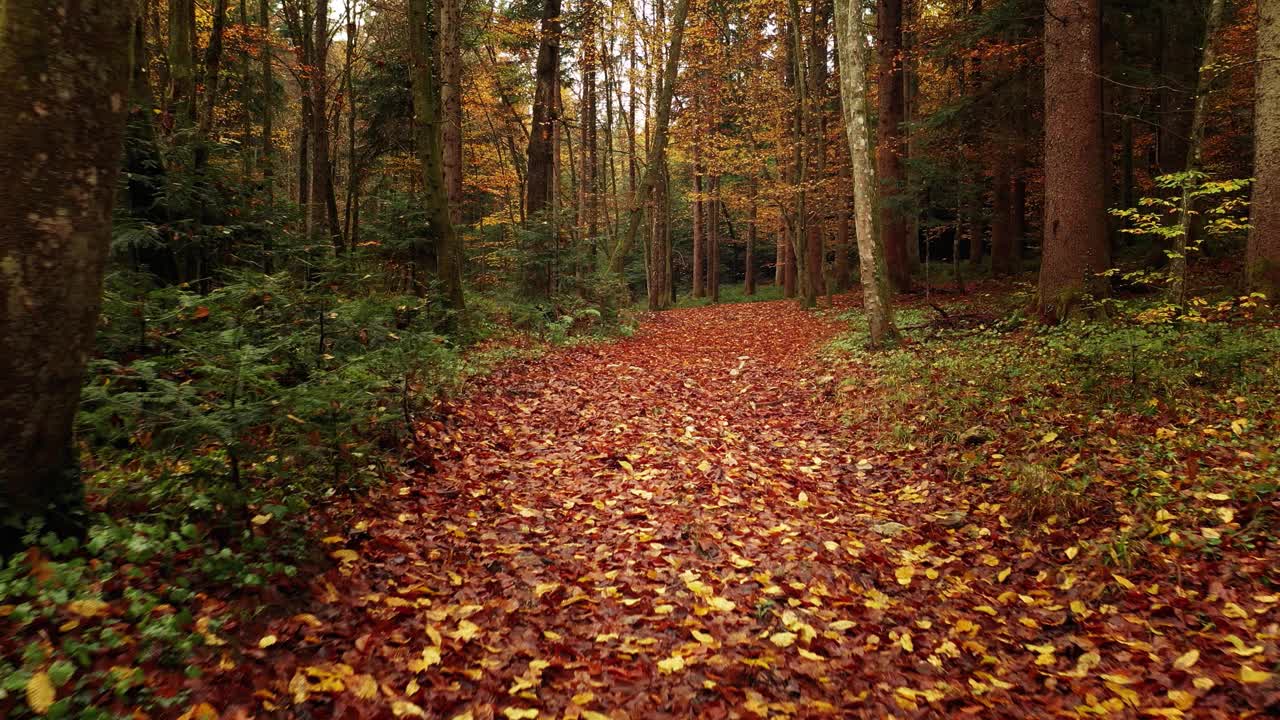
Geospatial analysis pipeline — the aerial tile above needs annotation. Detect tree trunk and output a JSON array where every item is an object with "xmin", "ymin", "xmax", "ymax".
[
  {"xmin": 746, "ymin": 176, "xmax": 758, "ymax": 294},
  {"xmin": 1170, "ymin": 0, "xmax": 1226, "ymax": 305},
  {"xmin": 440, "ymin": 0, "xmax": 464, "ymax": 226},
  {"xmin": 1038, "ymin": 0, "xmax": 1109, "ymax": 320},
  {"xmin": 692, "ymin": 152, "xmax": 704, "ymax": 298},
  {"xmin": 608, "ymin": 0, "xmax": 692, "ymax": 275},
  {"xmin": 409, "ymin": 0, "xmax": 466, "ymax": 309},
  {"xmin": 311, "ymin": 0, "xmax": 342, "ymax": 253},
  {"xmin": 525, "ymin": 0, "xmax": 562, "ymax": 218},
  {"xmin": 709, "ymin": 176, "xmax": 721, "ymax": 302},
  {"xmin": 990, "ymin": 151, "xmax": 1015, "ymax": 276},
  {"xmin": 877, "ymin": 0, "xmax": 911, "ymax": 291},
  {"xmin": 261, "ymin": 0, "xmax": 275, "ymax": 209},
  {"xmin": 1249, "ymin": 0, "xmax": 1280, "ymax": 296},
  {"xmin": 168, "ymin": 0, "xmax": 196, "ymax": 127},
  {"xmin": 196, "ymin": 0, "xmax": 228, "ymax": 171},
  {"xmin": 0, "ymin": 0, "xmax": 133, "ymax": 543},
  {"xmin": 835, "ymin": 0, "xmax": 898, "ymax": 344}
]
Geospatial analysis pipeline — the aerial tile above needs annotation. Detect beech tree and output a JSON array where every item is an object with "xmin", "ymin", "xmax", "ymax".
[
  {"xmin": 0, "ymin": 1, "xmax": 133, "ymax": 539},
  {"xmin": 1249, "ymin": 0, "xmax": 1280, "ymax": 297},
  {"xmin": 835, "ymin": 0, "xmax": 898, "ymax": 344}
]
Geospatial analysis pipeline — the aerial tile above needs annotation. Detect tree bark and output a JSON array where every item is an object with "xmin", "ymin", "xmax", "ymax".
[
  {"xmin": 409, "ymin": 0, "xmax": 466, "ymax": 309},
  {"xmin": 1249, "ymin": 0, "xmax": 1280, "ymax": 297},
  {"xmin": 835, "ymin": 0, "xmax": 898, "ymax": 344},
  {"xmin": 525, "ymin": 0, "xmax": 562, "ymax": 218},
  {"xmin": 746, "ymin": 176, "xmax": 758, "ymax": 295},
  {"xmin": 1038, "ymin": 0, "xmax": 1109, "ymax": 320},
  {"xmin": 877, "ymin": 0, "xmax": 911, "ymax": 291},
  {"xmin": 168, "ymin": 0, "xmax": 197, "ymax": 127},
  {"xmin": 0, "ymin": 0, "xmax": 133, "ymax": 542},
  {"xmin": 693, "ymin": 150, "xmax": 704, "ymax": 298},
  {"xmin": 440, "ymin": 0, "xmax": 464, "ymax": 226}
]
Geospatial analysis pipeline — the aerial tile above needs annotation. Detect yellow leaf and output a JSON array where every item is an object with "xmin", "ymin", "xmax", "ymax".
[
  {"xmin": 330, "ymin": 549, "xmax": 359, "ymax": 563},
  {"xmin": 770, "ymin": 631, "xmax": 797, "ymax": 647},
  {"xmin": 1070, "ymin": 600, "xmax": 1087, "ymax": 616},
  {"xmin": 1041, "ymin": 431, "xmax": 1059, "ymax": 444},
  {"xmin": 691, "ymin": 629, "xmax": 716, "ymax": 645},
  {"xmin": 176, "ymin": 703, "xmax": 219, "ymax": 720},
  {"xmin": 1065, "ymin": 546, "xmax": 1079, "ymax": 560},
  {"xmin": 1173, "ymin": 649, "xmax": 1200, "ymax": 670},
  {"xmin": 571, "ymin": 691, "xmax": 595, "ymax": 705},
  {"xmin": 997, "ymin": 567, "xmax": 1011, "ymax": 582},
  {"xmin": 66, "ymin": 599, "xmax": 110, "ymax": 618},
  {"xmin": 351, "ymin": 674, "xmax": 378, "ymax": 700},
  {"xmin": 657, "ymin": 655, "xmax": 686, "ymax": 674},
  {"xmin": 895, "ymin": 565, "xmax": 914, "ymax": 586},
  {"xmin": 1166, "ymin": 689, "xmax": 1195, "ymax": 711},
  {"xmin": 453, "ymin": 620, "xmax": 481, "ymax": 642},
  {"xmin": 1223, "ymin": 602, "xmax": 1248, "ymax": 619},
  {"xmin": 409, "ymin": 646, "xmax": 441, "ymax": 672},
  {"xmin": 533, "ymin": 582, "xmax": 560, "ymax": 598},
  {"xmin": 654, "ymin": 604, "xmax": 675, "ymax": 615},
  {"xmin": 1112, "ymin": 574, "xmax": 1136, "ymax": 590},
  {"xmin": 707, "ymin": 596, "xmax": 736, "ymax": 612},
  {"xmin": 258, "ymin": 634, "xmax": 278, "ymax": 649},
  {"xmin": 797, "ymin": 648, "xmax": 826, "ymax": 661},
  {"xmin": 26, "ymin": 671, "xmax": 55, "ymax": 715},
  {"xmin": 1230, "ymin": 418, "xmax": 1247, "ymax": 435},
  {"xmin": 451, "ymin": 713, "xmax": 476, "ymax": 720},
  {"xmin": 1240, "ymin": 665, "xmax": 1273, "ymax": 684},
  {"xmin": 899, "ymin": 632, "xmax": 914, "ymax": 652},
  {"xmin": 502, "ymin": 709, "xmax": 539, "ymax": 720},
  {"xmin": 697, "ymin": 460, "xmax": 712, "ymax": 473},
  {"xmin": 1224, "ymin": 634, "xmax": 1264, "ymax": 657},
  {"xmin": 252, "ymin": 513, "xmax": 272, "ymax": 525},
  {"xmin": 1192, "ymin": 677, "xmax": 1214, "ymax": 691},
  {"xmin": 582, "ymin": 712, "xmax": 612, "ymax": 720}
]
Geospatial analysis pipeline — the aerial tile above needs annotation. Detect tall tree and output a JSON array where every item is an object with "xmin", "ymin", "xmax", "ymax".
[
  {"xmin": 835, "ymin": 0, "xmax": 898, "ymax": 344},
  {"xmin": 312, "ymin": 0, "xmax": 343, "ymax": 252},
  {"xmin": 1248, "ymin": 0, "xmax": 1280, "ymax": 298},
  {"xmin": 877, "ymin": 0, "xmax": 912, "ymax": 291},
  {"xmin": 1038, "ymin": 0, "xmax": 1108, "ymax": 320},
  {"xmin": 609, "ymin": 0, "xmax": 693, "ymax": 274},
  {"xmin": 0, "ymin": 0, "xmax": 133, "ymax": 542},
  {"xmin": 409, "ymin": 0, "xmax": 466, "ymax": 309},
  {"xmin": 440, "ymin": 0, "xmax": 464, "ymax": 226},
  {"xmin": 526, "ymin": 0, "xmax": 563, "ymax": 217}
]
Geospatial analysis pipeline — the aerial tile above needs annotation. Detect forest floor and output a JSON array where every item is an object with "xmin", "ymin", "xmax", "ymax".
[{"xmin": 184, "ymin": 290, "xmax": 1278, "ymax": 720}]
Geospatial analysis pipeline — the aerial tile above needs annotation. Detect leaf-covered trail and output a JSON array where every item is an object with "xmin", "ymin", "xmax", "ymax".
[{"xmin": 222, "ymin": 300, "xmax": 1274, "ymax": 719}]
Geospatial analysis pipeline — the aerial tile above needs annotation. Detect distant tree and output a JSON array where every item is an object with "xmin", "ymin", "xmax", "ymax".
[
  {"xmin": 0, "ymin": 1, "xmax": 133, "ymax": 544},
  {"xmin": 409, "ymin": 0, "xmax": 466, "ymax": 309}
]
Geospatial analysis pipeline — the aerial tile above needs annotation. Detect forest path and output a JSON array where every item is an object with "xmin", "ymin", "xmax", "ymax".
[{"xmin": 232, "ymin": 299, "xmax": 979, "ymax": 718}]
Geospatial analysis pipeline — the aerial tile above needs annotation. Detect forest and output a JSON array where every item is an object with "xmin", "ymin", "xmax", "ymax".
[{"xmin": 0, "ymin": 0, "xmax": 1278, "ymax": 716}]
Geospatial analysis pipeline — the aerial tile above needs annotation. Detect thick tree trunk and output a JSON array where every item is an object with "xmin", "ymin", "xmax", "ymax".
[
  {"xmin": 0, "ymin": 0, "xmax": 133, "ymax": 542},
  {"xmin": 409, "ymin": 0, "xmax": 466, "ymax": 309},
  {"xmin": 311, "ymin": 0, "xmax": 342, "ymax": 253},
  {"xmin": 525, "ymin": 0, "xmax": 562, "ymax": 218},
  {"xmin": 877, "ymin": 0, "xmax": 911, "ymax": 291},
  {"xmin": 196, "ymin": 0, "xmax": 228, "ymax": 171},
  {"xmin": 1038, "ymin": 0, "xmax": 1109, "ymax": 320},
  {"xmin": 835, "ymin": 0, "xmax": 898, "ymax": 344},
  {"xmin": 1249, "ymin": 0, "xmax": 1280, "ymax": 297},
  {"xmin": 990, "ymin": 151, "xmax": 1015, "ymax": 275},
  {"xmin": 440, "ymin": 0, "xmax": 464, "ymax": 226},
  {"xmin": 261, "ymin": 0, "xmax": 275, "ymax": 208},
  {"xmin": 168, "ymin": 0, "xmax": 197, "ymax": 127},
  {"xmin": 608, "ymin": 0, "xmax": 692, "ymax": 275}
]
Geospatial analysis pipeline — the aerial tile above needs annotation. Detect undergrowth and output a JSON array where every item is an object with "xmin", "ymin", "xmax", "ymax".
[{"xmin": 827, "ymin": 286, "xmax": 1279, "ymax": 565}]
